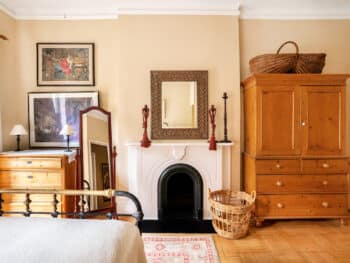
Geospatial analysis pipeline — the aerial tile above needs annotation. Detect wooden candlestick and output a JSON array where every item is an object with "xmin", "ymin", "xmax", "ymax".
[
  {"xmin": 141, "ymin": 105, "xmax": 151, "ymax": 148},
  {"xmin": 209, "ymin": 105, "xmax": 217, "ymax": 151},
  {"xmin": 220, "ymin": 92, "xmax": 231, "ymax": 143}
]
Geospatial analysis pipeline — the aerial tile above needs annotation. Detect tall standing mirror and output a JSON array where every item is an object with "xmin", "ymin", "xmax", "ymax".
[
  {"xmin": 79, "ymin": 106, "xmax": 115, "ymax": 212},
  {"xmin": 151, "ymin": 71, "xmax": 208, "ymax": 139}
]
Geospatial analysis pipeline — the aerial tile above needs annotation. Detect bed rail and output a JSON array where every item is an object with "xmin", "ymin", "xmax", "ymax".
[{"xmin": 0, "ymin": 189, "xmax": 144, "ymax": 232}]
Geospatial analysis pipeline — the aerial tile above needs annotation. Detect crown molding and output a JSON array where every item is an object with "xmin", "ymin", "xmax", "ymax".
[
  {"xmin": 15, "ymin": 14, "xmax": 119, "ymax": 20},
  {"xmin": 240, "ymin": 8, "xmax": 350, "ymax": 20},
  {"xmin": 2, "ymin": 1, "xmax": 350, "ymax": 21},
  {"xmin": 0, "ymin": 0, "xmax": 240, "ymax": 20},
  {"xmin": 118, "ymin": 8, "xmax": 240, "ymax": 16}
]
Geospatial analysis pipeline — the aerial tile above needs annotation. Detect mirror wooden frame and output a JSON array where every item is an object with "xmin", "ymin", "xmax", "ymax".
[
  {"xmin": 76, "ymin": 106, "xmax": 116, "ymax": 214},
  {"xmin": 151, "ymin": 70, "xmax": 208, "ymax": 139}
]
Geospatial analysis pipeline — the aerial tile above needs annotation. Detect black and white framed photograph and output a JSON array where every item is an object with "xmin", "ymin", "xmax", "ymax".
[{"xmin": 28, "ymin": 91, "xmax": 99, "ymax": 148}]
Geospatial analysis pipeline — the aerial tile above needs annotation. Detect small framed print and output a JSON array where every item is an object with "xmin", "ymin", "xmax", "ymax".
[
  {"xmin": 37, "ymin": 43, "xmax": 95, "ymax": 86},
  {"xmin": 28, "ymin": 91, "xmax": 99, "ymax": 148}
]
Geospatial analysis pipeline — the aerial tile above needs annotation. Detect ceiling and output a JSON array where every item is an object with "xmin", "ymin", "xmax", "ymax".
[{"xmin": 0, "ymin": 0, "xmax": 349, "ymax": 20}]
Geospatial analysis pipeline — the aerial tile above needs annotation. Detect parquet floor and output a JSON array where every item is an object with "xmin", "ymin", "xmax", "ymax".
[{"xmin": 213, "ymin": 219, "xmax": 350, "ymax": 263}]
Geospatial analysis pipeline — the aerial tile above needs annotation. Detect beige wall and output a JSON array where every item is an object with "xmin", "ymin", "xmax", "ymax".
[
  {"xmin": 2, "ymin": 11, "xmax": 350, "ymax": 192},
  {"xmin": 240, "ymin": 19, "xmax": 350, "ymax": 79},
  {"xmin": 116, "ymin": 15, "xmax": 241, "ymax": 190},
  {"xmin": 0, "ymin": 12, "xmax": 17, "ymax": 151},
  {"xmin": 0, "ymin": 13, "xmax": 241, "ymax": 191}
]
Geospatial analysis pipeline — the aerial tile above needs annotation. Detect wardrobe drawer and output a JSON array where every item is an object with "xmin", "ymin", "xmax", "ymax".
[
  {"xmin": 256, "ymin": 194, "xmax": 350, "ymax": 217},
  {"xmin": 256, "ymin": 159, "xmax": 300, "ymax": 174},
  {"xmin": 0, "ymin": 171, "xmax": 62, "ymax": 188},
  {"xmin": 0, "ymin": 158, "xmax": 18, "ymax": 169},
  {"xmin": 302, "ymin": 159, "xmax": 348, "ymax": 174},
  {"xmin": 15, "ymin": 158, "xmax": 62, "ymax": 169},
  {"xmin": 257, "ymin": 174, "xmax": 348, "ymax": 194}
]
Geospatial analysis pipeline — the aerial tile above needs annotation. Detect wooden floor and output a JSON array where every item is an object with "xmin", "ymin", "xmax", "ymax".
[{"xmin": 214, "ymin": 219, "xmax": 350, "ymax": 263}]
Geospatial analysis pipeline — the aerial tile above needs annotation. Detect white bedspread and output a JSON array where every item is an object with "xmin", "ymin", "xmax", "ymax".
[{"xmin": 0, "ymin": 217, "xmax": 147, "ymax": 263}]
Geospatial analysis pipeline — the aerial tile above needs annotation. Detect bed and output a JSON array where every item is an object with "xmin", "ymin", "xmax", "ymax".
[{"xmin": 0, "ymin": 189, "xmax": 147, "ymax": 263}]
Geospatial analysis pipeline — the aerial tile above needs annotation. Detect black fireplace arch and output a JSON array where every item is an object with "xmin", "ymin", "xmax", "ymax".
[{"xmin": 158, "ymin": 163, "xmax": 203, "ymax": 221}]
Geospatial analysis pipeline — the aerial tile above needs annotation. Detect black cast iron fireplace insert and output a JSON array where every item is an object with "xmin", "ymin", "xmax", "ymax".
[
  {"xmin": 142, "ymin": 163, "xmax": 214, "ymax": 233},
  {"xmin": 158, "ymin": 163, "xmax": 203, "ymax": 221}
]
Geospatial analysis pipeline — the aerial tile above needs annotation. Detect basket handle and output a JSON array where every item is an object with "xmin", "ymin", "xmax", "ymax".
[
  {"xmin": 276, "ymin": 41, "xmax": 299, "ymax": 55},
  {"xmin": 251, "ymin": 191, "xmax": 256, "ymax": 202}
]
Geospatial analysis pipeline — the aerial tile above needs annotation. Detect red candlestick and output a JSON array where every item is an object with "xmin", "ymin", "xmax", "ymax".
[
  {"xmin": 209, "ymin": 105, "xmax": 217, "ymax": 151},
  {"xmin": 141, "ymin": 105, "xmax": 151, "ymax": 148}
]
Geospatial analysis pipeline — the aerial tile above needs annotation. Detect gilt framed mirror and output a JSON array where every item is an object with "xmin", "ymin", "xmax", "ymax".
[
  {"xmin": 78, "ymin": 106, "xmax": 115, "ymax": 213},
  {"xmin": 151, "ymin": 71, "xmax": 208, "ymax": 139}
]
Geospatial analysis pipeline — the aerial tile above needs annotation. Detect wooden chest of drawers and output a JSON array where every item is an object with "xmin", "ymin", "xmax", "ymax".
[
  {"xmin": 0, "ymin": 151, "xmax": 76, "ymax": 217},
  {"xmin": 244, "ymin": 154, "xmax": 350, "ymax": 225}
]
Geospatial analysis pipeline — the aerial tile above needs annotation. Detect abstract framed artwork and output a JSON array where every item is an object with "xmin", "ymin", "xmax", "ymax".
[
  {"xmin": 28, "ymin": 92, "xmax": 99, "ymax": 148},
  {"xmin": 37, "ymin": 43, "xmax": 95, "ymax": 86}
]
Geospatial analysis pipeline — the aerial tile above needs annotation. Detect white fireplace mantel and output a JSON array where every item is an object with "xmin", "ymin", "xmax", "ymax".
[{"xmin": 126, "ymin": 141, "xmax": 234, "ymax": 220}]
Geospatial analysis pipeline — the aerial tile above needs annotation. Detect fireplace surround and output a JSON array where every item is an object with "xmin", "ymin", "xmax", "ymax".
[{"xmin": 126, "ymin": 141, "xmax": 233, "ymax": 220}]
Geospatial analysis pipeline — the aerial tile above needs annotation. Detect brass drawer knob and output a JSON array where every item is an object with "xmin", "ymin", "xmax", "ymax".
[
  {"xmin": 276, "ymin": 203, "xmax": 284, "ymax": 209},
  {"xmin": 322, "ymin": 163, "xmax": 329, "ymax": 168},
  {"xmin": 275, "ymin": 181, "xmax": 283, "ymax": 187},
  {"xmin": 275, "ymin": 163, "xmax": 281, "ymax": 169},
  {"xmin": 322, "ymin": 202, "xmax": 329, "ymax": 208},
  {"xmin": 322, "ymin": 180, "xmax": 328, "ymax": 185}
]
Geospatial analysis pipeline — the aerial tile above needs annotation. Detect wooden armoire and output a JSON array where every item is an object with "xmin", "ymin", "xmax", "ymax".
[{"xmin": 242, "ymin": 74, "xmax": 350, "ymax": 226}]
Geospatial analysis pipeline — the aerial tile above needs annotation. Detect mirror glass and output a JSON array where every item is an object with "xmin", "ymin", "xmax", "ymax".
[
  {"xmin": 81, "ymin": 109, "xmax": 111, "ymax": 211},
  {"xmin": 161, "ymin": 81, "xmax": 198, "ymax": 129}
]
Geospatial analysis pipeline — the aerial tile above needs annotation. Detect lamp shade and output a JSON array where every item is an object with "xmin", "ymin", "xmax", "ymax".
[
  {"xmin": 10, "ymin": 125, "xmax": 28, "ymax": 136},
  {"xmin": 60, "ymin": 124, "xmax": 75, "ymax": 136}
]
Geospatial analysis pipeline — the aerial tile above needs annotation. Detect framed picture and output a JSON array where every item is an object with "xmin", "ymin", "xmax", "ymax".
[
  {"xmin": 28, "ymin": 92, "xmax": 99, "ymax": 148},
  {"xmin": 37, "ymin": 43, "xmax": 95, "ymax": 86}
]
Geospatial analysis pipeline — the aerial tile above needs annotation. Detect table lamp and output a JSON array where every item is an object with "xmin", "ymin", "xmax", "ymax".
[
  {"xmin": 60, "ymin": 124, "xmax": 75, "ymax": 152},
  {"xmin": 10, "ymin": 124, "xmax": 28, "ymax": 151}
]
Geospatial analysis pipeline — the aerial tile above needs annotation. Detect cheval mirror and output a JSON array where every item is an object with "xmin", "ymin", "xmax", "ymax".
[{"xmin": 77, "ymin": 106, "xmax": 116, "ymax": 213}]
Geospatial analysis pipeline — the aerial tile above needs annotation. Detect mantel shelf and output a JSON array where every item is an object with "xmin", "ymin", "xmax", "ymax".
[{"xmin": 125, "ymin": 140, "xmax": 234, "ymax": 147}]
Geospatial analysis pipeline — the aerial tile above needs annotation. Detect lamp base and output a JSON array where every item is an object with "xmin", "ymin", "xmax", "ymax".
[{"xmin": 16, "ymin": 135, "xmax": 21, "ymax": 151}]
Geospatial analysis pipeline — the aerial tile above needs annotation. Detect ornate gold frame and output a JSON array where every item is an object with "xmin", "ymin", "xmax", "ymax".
[{"xmin": 151, "ymin": 70, "xmax": 208, "ymax": 139}]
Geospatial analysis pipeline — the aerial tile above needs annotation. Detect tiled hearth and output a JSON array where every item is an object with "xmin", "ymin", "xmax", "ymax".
[{"xmin": 126, "ymin": 141, "xmax": 233, "ymax": 219}]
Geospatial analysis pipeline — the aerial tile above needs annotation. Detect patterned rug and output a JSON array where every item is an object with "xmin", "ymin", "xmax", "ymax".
[{"xmin": 142, "ymin": 235, "xmax": 220, "ymax": 263}]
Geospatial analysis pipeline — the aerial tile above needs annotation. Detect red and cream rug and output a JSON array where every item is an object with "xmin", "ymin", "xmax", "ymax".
[{"xmin": 143, "ymin": 235, "xmax": 220, "ymax": 263}]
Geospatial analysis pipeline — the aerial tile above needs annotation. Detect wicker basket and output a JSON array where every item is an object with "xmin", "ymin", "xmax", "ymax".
[
  {"xmin": 249, "ymin": 41, "xmax": 326, "ymax": 74},
  {"xmin": 208, "ymin": 189, "xmax": 256, "ymax": 239}
]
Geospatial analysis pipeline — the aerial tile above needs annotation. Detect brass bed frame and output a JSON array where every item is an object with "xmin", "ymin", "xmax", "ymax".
[{"xmin": 0, "ymin": 189, "xmax": 144, "ymax": 232}]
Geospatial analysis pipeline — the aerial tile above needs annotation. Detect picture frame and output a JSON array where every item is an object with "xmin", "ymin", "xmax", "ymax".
[
  {"xmin": 37, "ymin": 43, "xmax": 95, "ymax": 86},
  {"xmin": 28, "ymin": 91, "xmax": 99, "ymax": 148}
]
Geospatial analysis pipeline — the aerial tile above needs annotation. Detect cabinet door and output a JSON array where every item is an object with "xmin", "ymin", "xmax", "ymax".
[
  {"xmin": 257, "ymin": 86, "xmax": 301, "ymax": 155},
  {"xmin": 301, "ymin": 86, "xmax": 346, "ymax": 155}
]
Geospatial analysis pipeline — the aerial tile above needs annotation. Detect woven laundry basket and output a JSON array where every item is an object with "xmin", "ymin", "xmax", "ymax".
[
  {"xmin": 249, "ymin": 41, "xmax": 326, "ymax": 74},
  {"xmin": 208, "ymin": 189, "xmax": 256, "ymax": 239}
]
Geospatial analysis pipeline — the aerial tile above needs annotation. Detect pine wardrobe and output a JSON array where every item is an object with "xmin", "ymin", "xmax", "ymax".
[{"xmin": 242, "ymin": 74, "xmax": 350, "ymax": 226}]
